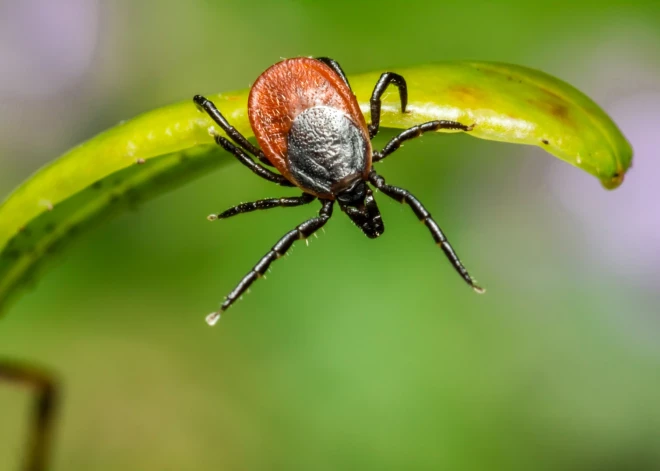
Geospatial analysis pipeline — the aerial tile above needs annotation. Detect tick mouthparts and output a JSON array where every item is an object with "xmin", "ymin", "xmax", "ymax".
[{"xmin": 206, "ymin": 311, "xmax": 221, "ymax": 326}]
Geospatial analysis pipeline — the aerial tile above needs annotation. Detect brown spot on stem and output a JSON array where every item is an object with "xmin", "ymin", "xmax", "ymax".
[
  {"xmin": 528, "ymin": 98, "xmax": 571, "ymax": 125},
  {"xmin": 601, "ymin": 171, "xmax": 625, "ymax": 190},
  {"xmin": 448, "ymin": 85, "xmax": 485, "ymax": 105},
  {"xmin": 540, "ymin": 87, "xmax": 563, "ymax": 102}
]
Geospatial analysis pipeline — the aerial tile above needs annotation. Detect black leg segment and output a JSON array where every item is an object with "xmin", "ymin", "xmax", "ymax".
[
  {"xmin": 194, "ymin": 95, "xmax": 263, "ymax": 158},
  {"xmin": 209, "ymin": 193, "xmax": 316, "ymax": 220},
  {"xmin": 0, "ymin": 361, "xmax": 58, "ymax": 471},
  {"xmin": 373, "ymin": 120, "xmax": 474, "ymax": 163},
  {"xmin": 206, "ymin": 199, "xmax": 334, "ymax": 325},
  {"xmin": 369, "ymin": 72, "xmax": 408, "ymax": 139},
  {"xmin": 369, "ymin": 171, "xmax": 484, "ymax": 293},
  {"xmin": 193, "ymin": 94, "xmax": 275, "ymax": 167},
  {"xmin": 315, "ymin": 57, "xmax": 351, "ymax": 89},
  {"xmin": 214, "ymin": 135, "xmax": 294, "ymax": 187}
]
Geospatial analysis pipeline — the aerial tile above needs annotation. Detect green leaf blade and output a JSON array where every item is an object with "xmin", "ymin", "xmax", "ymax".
[
  {"xmin": 349, "ymin": 62, "xmax": 632, "ymax": 189},
  {"xmin": 0, "ymin": 145, "xmax": 228, "ymax": 313},
  {"xmin": 0, "ymin": 61, "xmax": 633, "ymax": 315}
]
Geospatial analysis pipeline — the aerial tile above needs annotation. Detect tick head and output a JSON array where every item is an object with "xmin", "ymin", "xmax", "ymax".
[
  {"xmin": 336, "ymin": 179, "xmax": 384, "ymax": 239},
  {"xmin": 335, "ymin": 176, "xmax": 366, "ymax": 206}
]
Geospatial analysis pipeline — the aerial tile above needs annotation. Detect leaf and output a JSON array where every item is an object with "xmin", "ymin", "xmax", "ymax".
[
  {"xmin": 0, "ymin": 61, "xmax": 632, "ymax": 315},
  {"xmin": 0, "ymin": 146, "xmax": 227, "ymax": 313}
]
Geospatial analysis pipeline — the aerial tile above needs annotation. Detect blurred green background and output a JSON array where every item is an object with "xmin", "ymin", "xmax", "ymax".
[{"xmin": 1, "ymin": 0, "xmax": 659, "ymax": 470}]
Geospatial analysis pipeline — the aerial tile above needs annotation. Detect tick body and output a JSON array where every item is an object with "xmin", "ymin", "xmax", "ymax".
[
  {"xmin": 249, "ymin": 58, "xmax": 372, "ymax": 199},
  {"xmin": 194, "ymin": 57, "xmax": 483, "ymax": 325}
]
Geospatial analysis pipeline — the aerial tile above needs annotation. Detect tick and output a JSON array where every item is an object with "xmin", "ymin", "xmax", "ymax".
[{"xmin": 194, "ymin": 57, "xmax": 483, "ymax": 325}]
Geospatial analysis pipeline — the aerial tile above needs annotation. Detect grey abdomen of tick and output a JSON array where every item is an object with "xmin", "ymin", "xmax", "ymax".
[{"xmin": 287, "ymin": 105, "xmax": 369, "ymax": 196}]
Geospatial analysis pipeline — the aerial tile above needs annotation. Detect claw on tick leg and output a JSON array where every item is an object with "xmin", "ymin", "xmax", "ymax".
[{"xmin": 206, "ymin": 311, "xmax": 221, "ymax": 326}]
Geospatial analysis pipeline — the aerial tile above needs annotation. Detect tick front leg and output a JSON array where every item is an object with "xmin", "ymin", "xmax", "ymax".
[
  {"xmin": 193, "ymin": 95, "xmax": 268, "ymax": 162},
  {"xmin": 373, "ymin": 120, "xmax": 474, "ymax": 163},
  {"xmin": 208, "ymin": 193, "xmax": 316, "ymax": 220},
  {"xmin": 369, "ymin": 171, "xmax": 484, "ymax": 293},
  {"xmin": 213, "ymin": 136, "xmax": 294, "ymax": 187},
  {"xmin": 206, "ymin": 199, "xmax": 334, "ymax": 325},
  {"xmin": 315, "ymin": 57, "xmax": 352, "ymax": 89},
  {"xmin": 0, "ymin": 361, "xmax": 58, "ymax": 471},
  {"xmin": 369, "ymin": 72, "xmax": 408, "ymax": 139}
]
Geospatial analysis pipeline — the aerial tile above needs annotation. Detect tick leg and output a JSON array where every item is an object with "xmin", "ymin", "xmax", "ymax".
[
  {"xmin": 206, "ymin": 199, "xmax": 334, "ymax": 325},
  {"xmin": 368, "ymin": 170, "xmax": 484, "ymax": 293},
  {"xmin": 369, "ymin": 72, "xmax": 408, "ymax": 139},
  {"xmin": 214, "ymin": 136, "xmax": 294, "ymax": 187},
  {"xmin": 315, "ymin": 57, "xmax": 351, "ymax": 89},
  {"xmin": 373, "ymin": 120, "xmax": 474, "ymax": 163},
  {"xmin": 209, "ymin": 193, "xmax": 316, "ymax": 220},
  {"xmin": 193, "ymin": 94, "xmax": 274, "ymax": 167},
  {"xmin": 0, "ymin": 361, "xmax": 58, "ymax": 471}
]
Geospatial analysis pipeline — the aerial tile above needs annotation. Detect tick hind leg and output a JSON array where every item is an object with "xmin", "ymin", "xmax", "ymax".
[
  {"xmin": 368, "ymin": 170, "xmax": 484, "ymax": 293},
  {"xmin": 208, "ymin": 193, "xmax": 316, "ymax": 220},
  {"xmin": 193, "ymin": 94, "xmax": 274, "ymax": 167},
  {"xmin": 206, "ymin": 199, "xmax": 334, "ymax": 325},
  {"xmin": 0, "ymin": 361, "xmax": 58, "ymax": 471},
  {"xmin": 369, "ymin": 72, "xmax": 408, "ymax": 139},
  {"xmin": 373, "ymin": 120, "xmax": 474, "ymax": 163}
]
